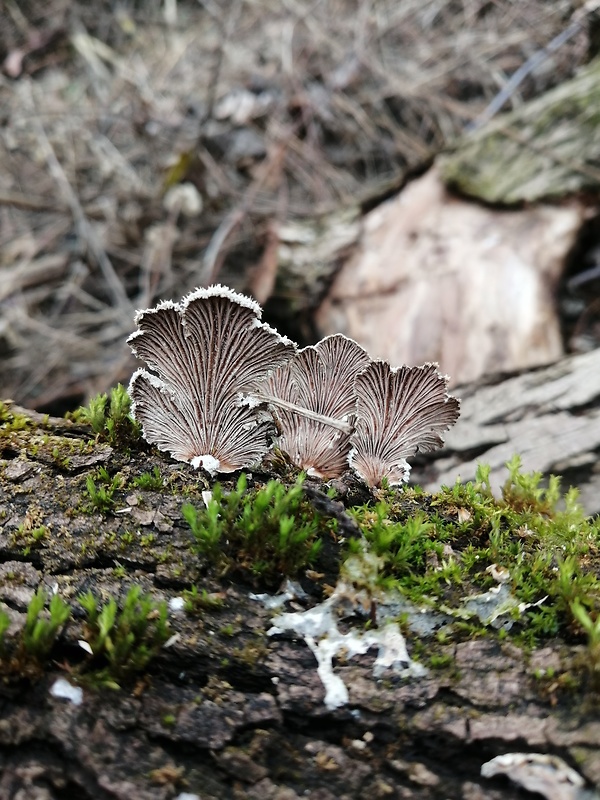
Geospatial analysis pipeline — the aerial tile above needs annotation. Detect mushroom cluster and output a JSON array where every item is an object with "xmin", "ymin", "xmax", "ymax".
[{"xmin": 128, "ymin": 285, "xmax": 460, "ymax": 486}]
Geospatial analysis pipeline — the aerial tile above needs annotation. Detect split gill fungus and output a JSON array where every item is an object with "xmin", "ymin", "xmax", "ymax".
[{"xmin": 128, "ymin": 285, "xmax": 460, "ymax": 486}]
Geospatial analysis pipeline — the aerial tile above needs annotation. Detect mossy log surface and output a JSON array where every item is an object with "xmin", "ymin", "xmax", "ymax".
[
  {"xmin": 439, "ymin": 57, "xmax": 600, "ymax": 204},
  {"xmin": 1, "ymin": 409, "xmax": 600, "ymax": 800}
]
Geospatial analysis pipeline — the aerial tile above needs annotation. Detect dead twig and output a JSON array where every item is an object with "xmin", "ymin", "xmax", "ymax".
[
  {"xmin": 201, "ymin": 136, "xmax": 289, "ymax": 283},
  {"xmin": 0, "ymin": 190, "xmax": 70, "ymax": 213},
  {"xmin": 468, "ymin": 0, "xmax": 600, "ymax": 132},
  {"xmin": 195, "ymin": 0, "xmax": 243, "ymax": 125},
  {"xmin": 24, "ymin": 79, "xmax": 133, "ymax": 314}
]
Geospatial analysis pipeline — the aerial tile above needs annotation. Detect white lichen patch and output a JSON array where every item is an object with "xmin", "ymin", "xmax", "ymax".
[
  {"xmin": 250, "ymin": 578, "xmax": 307, "ymax": 611},
  {"xmin": 50, "ymin": 677, "xmax": 83, "ymax": 706},
  {"xmin": 267, "ymin": 578, "xmax": 426, "ymax": 710},
  {"xmin": 441, "ymin": 571, "xmax": 547, "ymax": 630},
  {"xmin": 481, "ymin": 752, "xmax": 584, "ymax": 800}
]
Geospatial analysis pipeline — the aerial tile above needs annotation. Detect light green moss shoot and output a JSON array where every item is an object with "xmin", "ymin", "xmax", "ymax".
[
  {"xmin": 346, "ymin": 456, "xmax": 600, "ymax": 655},
  {"xmin": 182, "ymin": 473, "xmax": 329, "ymax": 585},
  {"xmin": 84, "ymin": 467, "xmax": 125, "ymax": 514},
  {"xmin": 74, "ymin": 384, "xmax": 141, "ymax": 446},
  {"xmin": 0, "ymin": 586, "xmax": 168, "ymax": 687},
  {"xmin": 77, "ymin": 586, "xmax": 169, "ymax": 689}
]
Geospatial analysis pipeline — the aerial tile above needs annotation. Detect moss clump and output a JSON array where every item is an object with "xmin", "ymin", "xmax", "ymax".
[
  {"xmin": 0, "ymin": 586, "xmax": 169, "ymax": 687},
  {"xmin": 571, "ymin": 600, "xmax": 600, "ymax": 686},
  {"xmin": 132, "ymin": 466, "xmax": 163, "ymax": 490},
  {"xmin": 182, "ymin": 586, "xmax": 226, "ymax": 614},
  {"xmin": 12, "ymin": 523, "xmax": 49, "ymax": 556},
  {"xmin": 182, "ymin": 473, "xmax": 331, "ymax": 586},
  {"xmin": 77, "ymin": 585, "xmax": 170, "ymax": 688},
  {"xmin": 83, "ymin": 466, "xmax": 125, "ymax": 514},
  {"xmin": 0, "ymin": 588, "xmax": 71, "ymax": 680},
  {"xmin": 0, "ymin": 401, "xmax": 35, "ymax": 458},
  {"xmin": 346, "ymin": 456, "xmax": 600, "ymax": 649},
  {"xmin": 74, "ymin": 384, "xmax": 141, "ymax": 446},
  {"xmin": 0, "ymin": 401, "xmax": 33, "ymax": 434}
]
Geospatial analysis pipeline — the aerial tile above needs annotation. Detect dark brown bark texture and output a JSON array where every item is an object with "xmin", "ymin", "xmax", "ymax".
[{"xmin": 0, "ymin": 412, "xmax": 599, "ymax": 800}]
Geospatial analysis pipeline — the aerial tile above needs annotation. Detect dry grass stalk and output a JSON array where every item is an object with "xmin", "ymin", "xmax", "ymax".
[{"xmin": 0, "ymin": 0, "xmax": 588, "ymax": 408}]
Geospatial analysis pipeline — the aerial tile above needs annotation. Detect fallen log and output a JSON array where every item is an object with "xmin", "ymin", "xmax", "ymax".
[{"xmin": 1, "ymin": 400, "xmax": 600, "ymax": 799}]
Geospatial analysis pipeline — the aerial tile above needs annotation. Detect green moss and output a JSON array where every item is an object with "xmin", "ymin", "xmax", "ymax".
[
  {"xmin": 5, "ymin": 387, "xmax": 599, "ymax": 699},
  {"xmin": 182, "ymin": 473, "xmax": 331, "ymax": 586},
  {"xmin": 428, "ymin": 652, "xmax": 453, "ymax": 670},
  {"xmin": 0, "ymin": 588, "xmax": 71, "ymax": 679},
  {"xmin": 345, "ymin": 457, "xmax": 600, "ymax": 650},
  {"xmin": 571, "ymin": 600, "xmax": 600, "ymax": 684},
  {"xmin": 132, "ymin": 466, "xmax": 163, "ymax": 490},
  {"xmin": 83, "ymin": 467, "xmax": 125, "ymax": 514},
  {"xmin": 232, "ymin": 639, "xmax": 269, "ymax": 667},
  {"xmin": 120, "ymin": 531, "xmax": 135, "ymax": 547},
  {"xmin": 77, "ymin": 585, "xmax": 170, "ymax": 688},
  {"xmin": 23, "ymin": 589, "xmax": 71, "ymax": 658},
  {"xmin": 10, "ymin": 505, "xmax": 51, "ymax": 556},
  {"xmin": 182, "ymin": 586, "xmax": 225, "ymax": 613},
  {"xmin": 0, "ymin": 401, "xmax": 32, "ymax": 434},
  {"xmin": 0, "ymin": 583, "xmax": 169, "ymax": 687},
  {"xmin": 74, "ymin": 384, "xmax": 141, "ymax": 446},
  {"xmin": 15, "ymin": 523, "xmax": 49, "ymax": 556}
]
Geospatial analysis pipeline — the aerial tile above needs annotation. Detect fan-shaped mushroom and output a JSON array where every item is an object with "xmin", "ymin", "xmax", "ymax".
[
  {"xmin": 262, "ymin": 335, "xmax": 371, "ymax": 478},
  {"xmin": 128, "ymin": 285, "xmax": 296, "ymax": 474},
  {"xmin": 349, "ymin": 361, "xmax": 460, "ymax": 487}
]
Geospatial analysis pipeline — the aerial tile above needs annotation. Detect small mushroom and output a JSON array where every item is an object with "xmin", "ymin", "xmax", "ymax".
[
  {"xmin": 262, "ymin": 335, "xmax": 371, "ymax": 478},
  {"xmin": 128, "ymin": 285, "xmax": 296, "ymax": 474},
  {"xmin": 349, "ymin": 362, "xmax": 460, "ymax": 487}
]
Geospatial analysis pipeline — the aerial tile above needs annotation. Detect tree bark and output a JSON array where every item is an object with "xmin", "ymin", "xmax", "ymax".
[
  {"xmin": 0, "ymin": 409, "xmax": 599, "ymax": 800},
  {"xmin": 412, "ymin": 347, "xmax": 600, "ymax": 517}
]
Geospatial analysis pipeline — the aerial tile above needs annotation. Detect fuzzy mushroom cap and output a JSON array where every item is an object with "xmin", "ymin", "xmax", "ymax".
[
  {"xmin": 127, "ymin": 284, "xmax": 460, "ymax": 484},
  {"xmin": 266, "ymin": 335, "xmax": 371, "ymax": 479},
  {"xmin": 349, "ymin": 361, "xmax": 460, "ymax": 487},
  {"xmin": 128, "ymin": 285, "xmax": 296, "ymax": 474}
]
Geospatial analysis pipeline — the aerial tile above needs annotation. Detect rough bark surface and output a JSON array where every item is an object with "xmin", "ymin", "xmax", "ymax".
[
  {"xmin": 1, "ymin": 411, "xmax": 599, "ymax": 800},
  {"xmin": 412, "ymin": 347, "xmax": 600, "ymax": 516}
]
